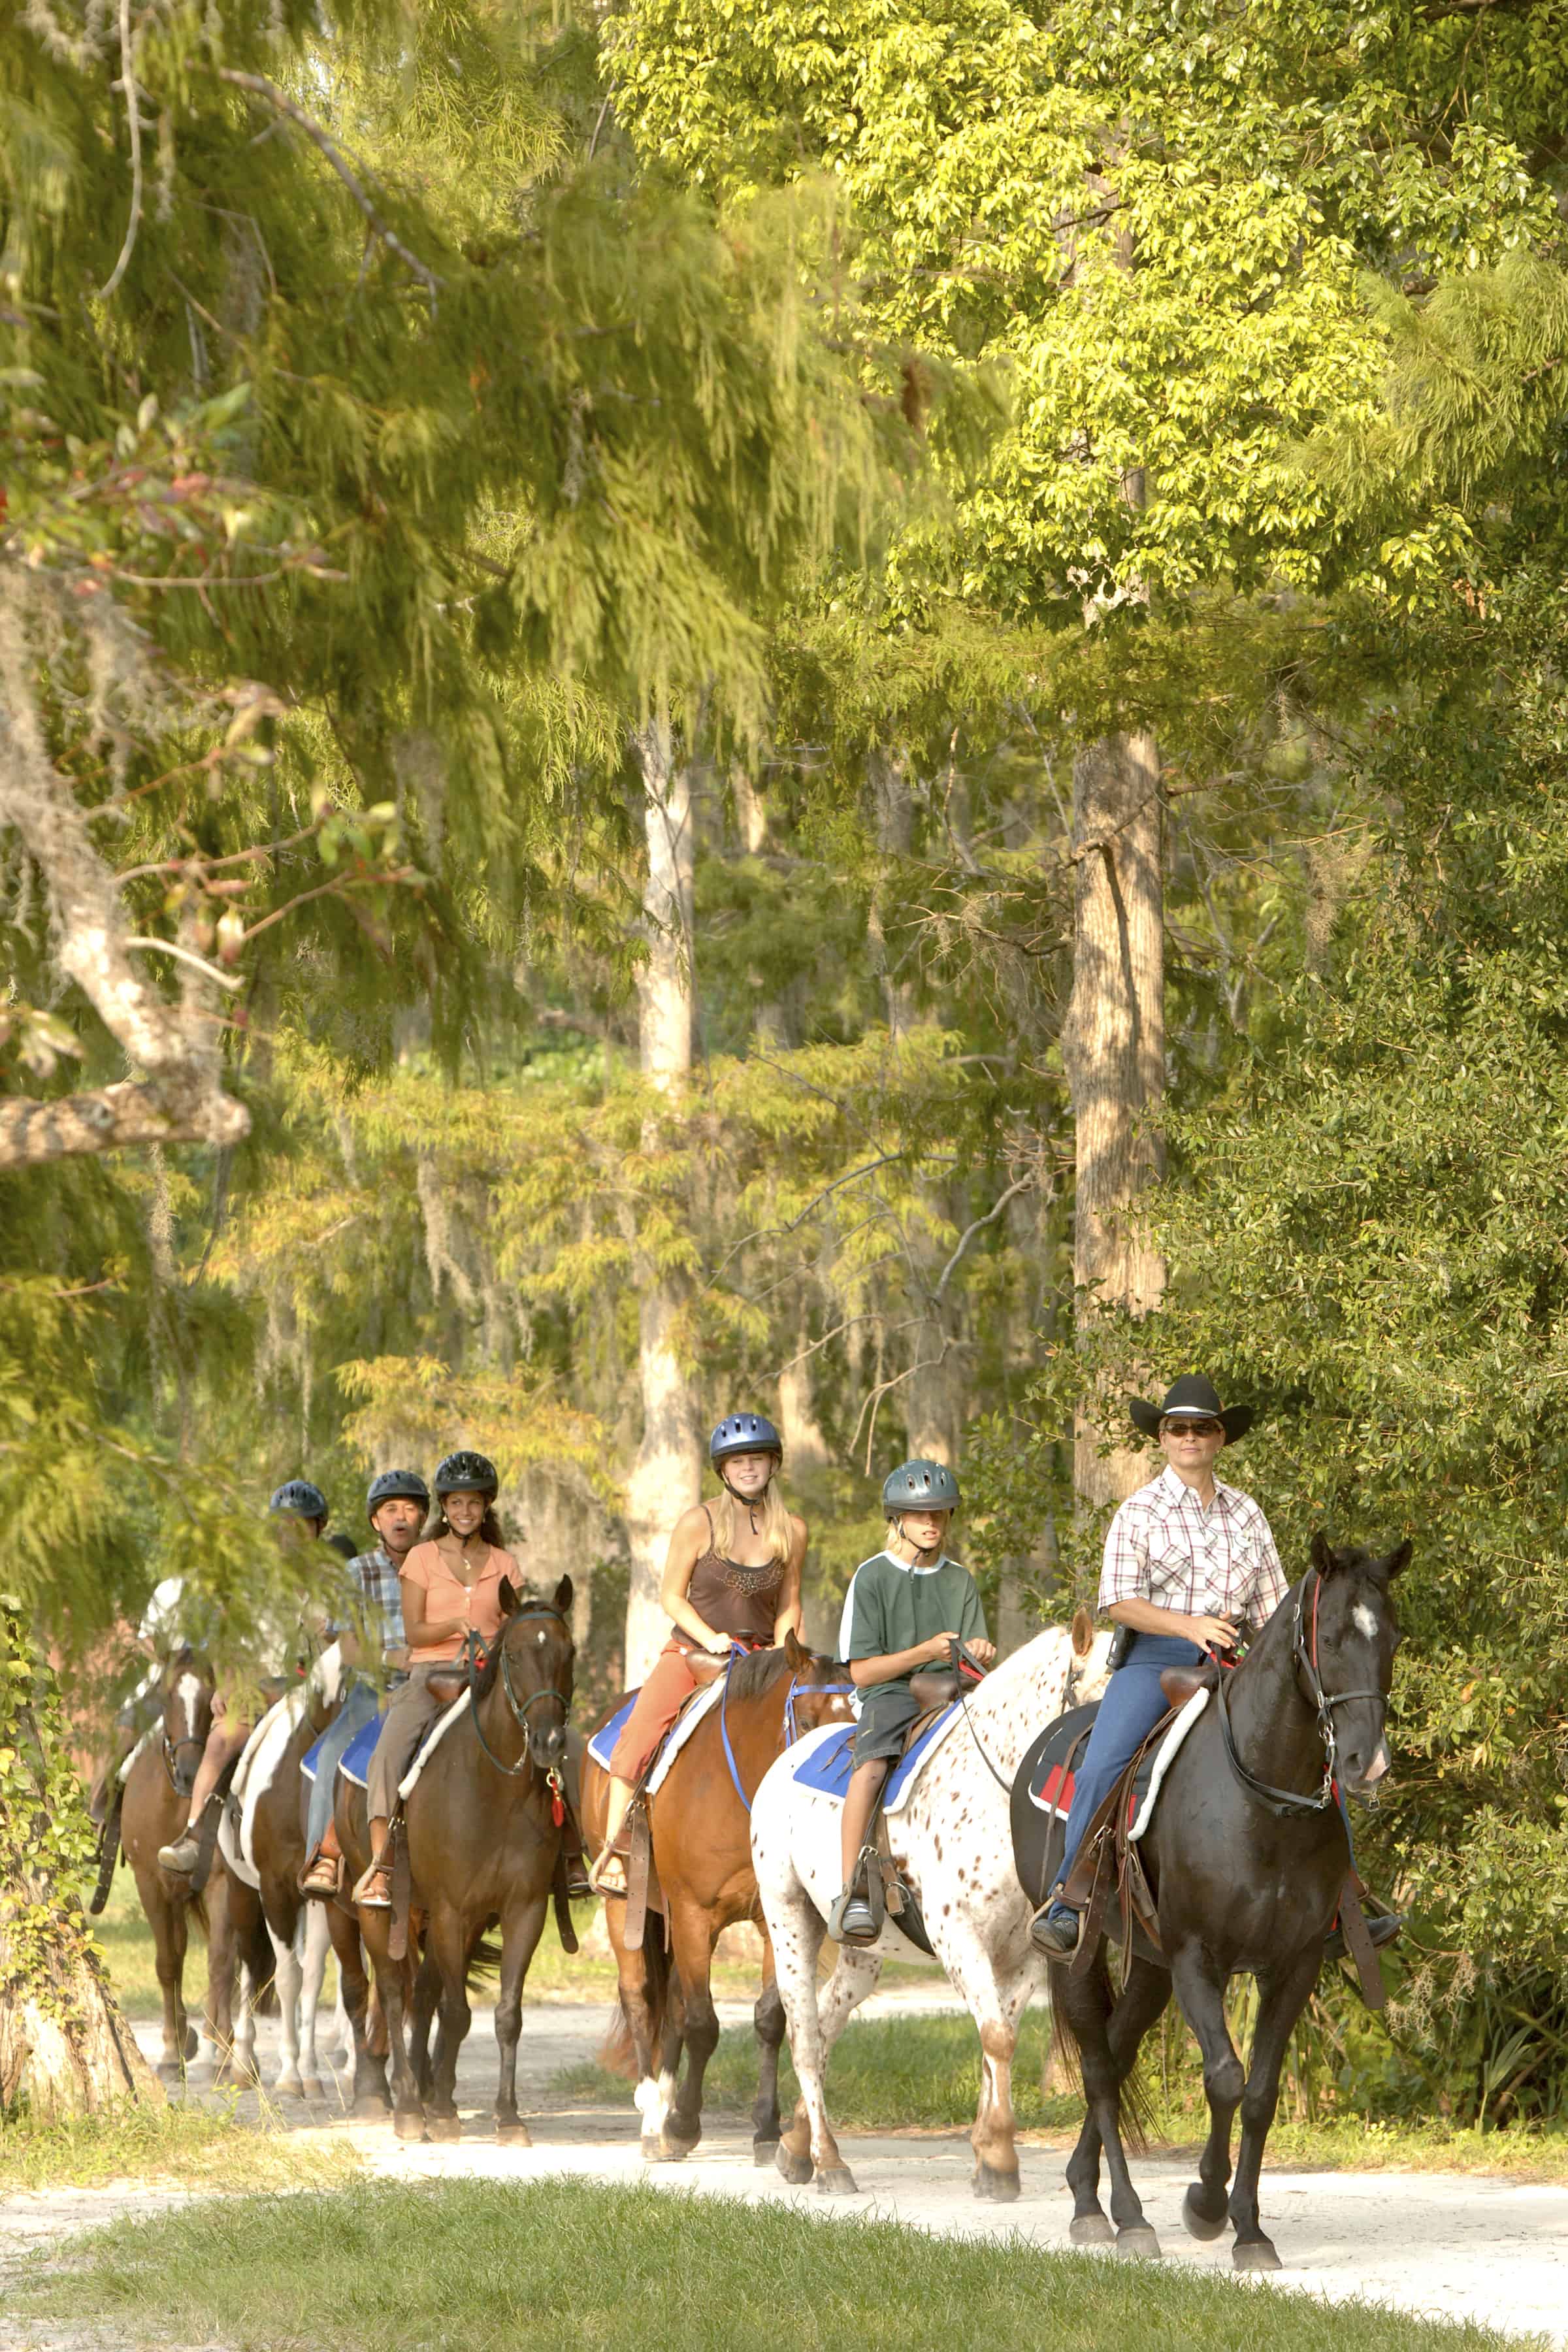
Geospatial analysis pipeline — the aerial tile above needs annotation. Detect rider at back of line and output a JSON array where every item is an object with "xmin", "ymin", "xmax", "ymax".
[{"xmin": 829, "ymin": 1459, "xmax": 995, "ymax": 1944}]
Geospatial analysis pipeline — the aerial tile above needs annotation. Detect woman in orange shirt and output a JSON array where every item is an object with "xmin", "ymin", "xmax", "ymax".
[{"xmin": 351, "ymin": 1451, "xmax": 521, "ymax": 1910}]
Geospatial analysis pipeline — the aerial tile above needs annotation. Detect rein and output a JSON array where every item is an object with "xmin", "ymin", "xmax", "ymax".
[
  {"xmin": 466, "ymin": 1606, "xmax": 572, "ymax": 1789},
  {"xmin": 719, "ymin": 1646, "xmax": 855, "ymax": 1814},
  {"xmin": 1215, "ymin": 1569, "xmax": 1385, "ymax": 1819}
]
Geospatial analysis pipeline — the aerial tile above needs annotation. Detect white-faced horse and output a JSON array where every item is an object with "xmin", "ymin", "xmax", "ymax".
[{"xmin": 751, "ymin": 1614, "xmax": 1111, "ymax": 2198}]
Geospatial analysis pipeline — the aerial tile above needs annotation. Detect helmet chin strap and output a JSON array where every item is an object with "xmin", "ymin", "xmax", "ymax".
[
  {"xmin": 892, "ymin": 1512, "xmax": 942, "ymax": 1565},
  {"xmin": 719, "ymin": 1460, "xmax": 777, "ymax": 1529}
]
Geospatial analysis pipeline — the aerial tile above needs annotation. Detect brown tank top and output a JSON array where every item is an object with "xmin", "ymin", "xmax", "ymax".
[{"xmin": 681, "ymin": 1504, "xmax": 785, "ymax": 1646}]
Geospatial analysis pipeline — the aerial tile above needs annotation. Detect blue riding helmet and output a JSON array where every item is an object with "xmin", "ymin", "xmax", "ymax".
[
  {"xmin": 882, "ymin": 1459, "xmax": 960, "ymax": 1513},
  {"xmin": 710, "ymin": 1413, "xmax": 783, "ymax": 1464},
  {"xmin": 367, "ymin": 1467, "xmax": 431, "ymax": 1522},
  {"xmin": 269, "ymin": 1478, "xmax": 329, "ymax": 1524},
  {"xmin": 434, "ymin": 1450, "xmax": 498, "ymax": 1497}
]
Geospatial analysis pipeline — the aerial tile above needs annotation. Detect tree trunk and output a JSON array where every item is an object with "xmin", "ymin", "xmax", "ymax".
[
  {"xmin": 0, "ymin": 1632, "xmax": 163, "ymax": 2119},
  {"xmin": 1061, "ymin": 729, "xmax": 1165, "ymax": 1511},
  {"xmin": 623, "ymin": 717, "xmax": 703, "ymax": 1686}
]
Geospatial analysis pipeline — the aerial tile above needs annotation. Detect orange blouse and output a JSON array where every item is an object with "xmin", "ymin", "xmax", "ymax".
[{"xmin": 399, "ymin": 1539, "xmax": 520, "ymax": 1664}]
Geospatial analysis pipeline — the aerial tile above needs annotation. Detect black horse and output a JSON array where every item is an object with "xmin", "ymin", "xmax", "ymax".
[{"xmin": 1053, "ymin": 1533, "xmax": 1409, "ymax": 2270}]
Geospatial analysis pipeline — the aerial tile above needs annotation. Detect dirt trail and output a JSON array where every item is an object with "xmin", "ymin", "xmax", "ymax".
[{"xmin": 4, "ymin": 1990, "xmax": 1564, "ymax": 2349}]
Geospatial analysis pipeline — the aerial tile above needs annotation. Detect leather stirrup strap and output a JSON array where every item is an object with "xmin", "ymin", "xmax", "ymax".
[
  {"xmin": 1336, "ymin": 1877, "xmax": 1387, "ymax": 2011},
  {"xmin": 188, "ymin": 1782, "xmax": 228, "ymax": 1899},
  {"xmin": 623, "ymin": 1805, "xmax": 652, "ymax": 1953},
  {"xmin": 388, "ymin": 1822, "xmax": 413, "ymax": 1963},
  {"xmin": 551, "ymin": 1845, "xmax": 580, "ymax": 1956}
]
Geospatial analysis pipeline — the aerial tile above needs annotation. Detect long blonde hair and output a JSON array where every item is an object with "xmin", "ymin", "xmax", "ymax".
[{"xmin": 708, "ymin": 1475, "xmax": 794, "ymax": 1569}]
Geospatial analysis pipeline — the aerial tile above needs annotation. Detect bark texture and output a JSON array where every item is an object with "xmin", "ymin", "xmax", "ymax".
[
  {"xmin": 623, "ymin": 718, "xmax": 702, "ymax": 1684},
  {"xmin": 1062, "ymin": 729, "xmax": 1166, "ymax": 1508}
]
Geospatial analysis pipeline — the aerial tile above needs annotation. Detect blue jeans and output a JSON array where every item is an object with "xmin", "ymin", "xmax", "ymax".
[
  {"xmin": 1055, "ymin": 1630, "xmax": 1205, "ymax": 1891},
  {"xmin": 306, "ymin": 1676, "xmax": 381, "ymax": 1850}
]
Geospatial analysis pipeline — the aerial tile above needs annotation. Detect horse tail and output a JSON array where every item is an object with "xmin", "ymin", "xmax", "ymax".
[
  {"xmin": 1047, "ymin": 1953, "xmax": 1154, "ymax": 2157},
  {"xmin": 240, "ymin": 1903, "xmax": 280, "ymax": 2018},
  {"xmin": 597, "ymin": 1910, "xmax": 672, "ymax": 2080},
  {"xmin": 467, "ymin": 1934, "xmax": 504, "ymax": 1983}
]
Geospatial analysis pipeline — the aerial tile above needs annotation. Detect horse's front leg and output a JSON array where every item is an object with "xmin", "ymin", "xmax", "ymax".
[
  {"xmin": 1171, "ymin": 1940, "xmax": 1247, "ymax": 2248},
  {"xmin": 1227, "ymin": 1950, "xmax": 1321, "ymax": 2270},
  {"xmin": 143, "ymin": 1876, "xmax": 193, "ymax": 2075},
  {"xmin": 493, "ymin": 1891, "xmax": 548, "ymax": 2144},
  {"xmin": 269, "ymin": 1922, "xmax": 305, "ymax": 2097},
  {"xmin": 751, "ymin": 1923, "xmax": 785, "ymax": 2165},
  {"xmin": 296, "ymin": 1901, "xmax": 333, "ymax": 2097},
  {"xmin": 776, "ymin": 1910, "xmax": 877, "ymax": 2195},
  {"xmin": 662, "ymin": 1894, "xmax": 721, "ymax": 2159},
  {"xmin": 327, "ymin": 1901, "xmax": 387, "ymax": 2115},
  {"xmin": 423, "ymin": 1904, "xmax": 471, "ymax": 2143},
  {"xmin": 1056, "ymin": 1951, "xmax": 1162, "ymax": 2256},
  {"xmin": 359, "ymin": 1908, "xmax": 421, "ymax": 2140}
]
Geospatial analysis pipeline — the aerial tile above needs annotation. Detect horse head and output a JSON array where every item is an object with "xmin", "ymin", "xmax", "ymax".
[
  {"xmin": 1304, "ymin": 1533, "xmax": 1410, "ymax": 1797},
  {"xmin": 493, "ymin": 1574, "xmax": 575, "ymax": 1772},
  {"xmin": 160, "ymin": 1646, "xmax": 214, "ymax": 1797},
  {"xmin": 781, "ymin": 1629, "xmax": 857, "ymax": 1733}
]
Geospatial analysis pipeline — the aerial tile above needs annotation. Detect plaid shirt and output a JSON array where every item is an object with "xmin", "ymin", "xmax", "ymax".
[
  {"xmin": 1098, "ymin": 1466, "xmax": 1288, "ymax": 1636},
  {"xmin": 327, "ymin": 1546, "xmax": 408, "ymax": 1664}
]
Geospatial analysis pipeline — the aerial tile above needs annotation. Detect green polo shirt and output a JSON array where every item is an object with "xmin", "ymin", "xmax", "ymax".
[{"xmin": 838, "ymin": 1550, "xmax": 987, "ymax": 1686}]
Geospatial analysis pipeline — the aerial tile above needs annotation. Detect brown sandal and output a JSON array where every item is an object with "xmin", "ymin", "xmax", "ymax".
[{"xmin": 299, "ymin": 1847, "xmax": 342, "ymax": 1899}]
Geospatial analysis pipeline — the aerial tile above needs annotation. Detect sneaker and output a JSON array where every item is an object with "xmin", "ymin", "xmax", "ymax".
[
  {"xmin": 1029, "ymin": 1901, "xmax": 1081, "ymax": 1958},
  {"xmin": 1325, "ymin": 1910, "xmax": 1405, "ymax": 1963},
  {"xmin": 828, "ymin": 1887, "xmax": 878, "ymax": 1945},
  {"xmin": 157, "ymin": 1831, "xmax": 202, "ymax": 1876}
]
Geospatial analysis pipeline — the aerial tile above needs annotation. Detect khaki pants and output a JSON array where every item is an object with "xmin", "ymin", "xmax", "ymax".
[{"xmin": 365, "ymin": 1663, "xmax": 450, "ymax": 1820}]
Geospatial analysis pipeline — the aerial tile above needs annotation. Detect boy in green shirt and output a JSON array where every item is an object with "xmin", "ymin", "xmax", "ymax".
[{"xmin": 829, "ymin": 1459, "xmax": 995, "ymax": 1944}]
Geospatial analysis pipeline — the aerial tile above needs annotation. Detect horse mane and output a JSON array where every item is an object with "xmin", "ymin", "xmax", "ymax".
[{"xmin": 725, "ymin": 1645, "xmax": 798, "ymax": 1703}]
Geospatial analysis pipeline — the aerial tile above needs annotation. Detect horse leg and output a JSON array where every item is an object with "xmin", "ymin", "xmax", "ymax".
[
  {"xmin": 1056, "ymin": 1953, "xmax": 1160, "ymax": 2256},
  {"xmin": 265, "ymin": 1921, "xmax": 304, "ymax": 2097},
  {"xmin": 751, "ymin": 1926, "xmax": 786, "ymax": 2165},
  {"xmin": 775, "ymin": 1910, "xmax": 875, "ymax": 2196},
  {"xmin": 605, "ymin": 1897, "xmax": 676, "ymax": 2163},
  {"xmin": 493, "ymin": 1893, "xmax": 548, "ymax": 2145},
  {"xmin": 1226, "ymin": 1952, "xmax": 1320, "ymax": 2271},
  {"xmin": 360, "ymin": 1910, "xmax": 421, "ymax": 2140},
  {"xmin": 1171, "ymin": 1942, "xmax": 1247, "ymax": 2249},
  {"xmin": 659, "ymin": 1895, "xmax": 723, "ymax": 2160},
  {"xmin": 327, "ymin": 1901, "xmax": 388, "ymax": 2115},
  {"xmin": 296, "ymin": 1902, "xmax": 333, "ymax": 2097},
  {"xmin": 411, "ymin": 1947, "xmax": 441, "ymax": 2104},
  {"xmin": 423, "ymin": 1904, "xmax": 471, "ymax": 2142}
]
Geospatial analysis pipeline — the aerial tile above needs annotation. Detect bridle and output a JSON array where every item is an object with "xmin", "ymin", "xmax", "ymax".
[
  {"xmin": 466, "ymin": 1606, "xmax": 572, "ymax": 1806},
  {"xmin": 719, "ymin": 1644, "xmax": 855, "ymax": 1814},
  {"xmin": 161, "ymin": 1722, "xmax": 206, "ymax": 1791},
  {"xmin": 1216, "ymin": 1568, "xmax": 1387, "ymax": 1818}
]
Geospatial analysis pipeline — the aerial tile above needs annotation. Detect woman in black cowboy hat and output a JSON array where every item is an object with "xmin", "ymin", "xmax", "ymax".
[{"xmin": 1030, "ymin": 1377, "xmax": 1285, "ymax": 1957}]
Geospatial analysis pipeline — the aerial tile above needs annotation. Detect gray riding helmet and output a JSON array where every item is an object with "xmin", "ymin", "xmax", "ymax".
[
  {"xmin": 882, "ymin": 1459, "xmax": 960, "ymax": 1513},
  {"xmin": 367, "ymin": 1467, "xmax": 431, "ymax": 1522}
]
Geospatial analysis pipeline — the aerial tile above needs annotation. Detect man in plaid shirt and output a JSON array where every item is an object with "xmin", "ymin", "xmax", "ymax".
[
  {"xmin": 1031, "ymin": 1375, "xmax": 1284, "ymax": 1958},
  {"xmin": 299, "ymin": 1468, "xmax": 427, "ymax": 1898}
]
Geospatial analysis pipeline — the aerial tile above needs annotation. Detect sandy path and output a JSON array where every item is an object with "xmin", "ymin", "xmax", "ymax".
[{"xmin": 4, "ymin": 1990, "xmax": 1563, "ymax": 2349}]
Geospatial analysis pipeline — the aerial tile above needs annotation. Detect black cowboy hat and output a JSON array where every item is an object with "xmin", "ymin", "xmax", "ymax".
[{"xmin": 1128, "ymin": 1375, "xmax": 1253, "ymax": 1444}]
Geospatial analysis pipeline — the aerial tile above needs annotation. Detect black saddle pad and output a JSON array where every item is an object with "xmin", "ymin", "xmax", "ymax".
[{"xmin": 1011, "ymin": 1701, "xmax": 1098, "ymax": 1910}]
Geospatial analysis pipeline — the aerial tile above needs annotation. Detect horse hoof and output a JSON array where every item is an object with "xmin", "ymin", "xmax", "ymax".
[
  {"xmin": 659, "ymin": 2128, "xmax": 700, "ymax": 2162},
  {"xmin": 1115, "ymin": 2224, "xmax": 1162, "ymax": 2261},
  {"xmin": 1183, "ymin": 2187, "xmax": 1230, "ymax": 2242},
  {"xmin": 774, "ymin": 2143, "xmax": 813, "ymax": 2187},
  {"xmin": 274, "ymin": 2070, "xmax": 304, "ymax": 2099},
  {"xmin": 393, "ymin": 2110, "xmax": 427, "ymax": 2143},
  {"xmin": 753, "ymin": 2137, "xmax": 781, "ymax": 2168},
  {"xmin": 1069, "ymin": 2212, "xmax": 1115, "ymax": 2247},
  {"xmin": 815, "ymin": 2166, "xmax": 858, "ymax": 2197},
  {"xmin": 355, "ymin": 2091, "xmax": 392, "ymax": 2119},
  {"xmin": 182, "ymin": 2027, "xmax": 199, "ymax": 2062},
  {"xmin": 425, "ymin": 2114, "xmax": 463, "ymax": 2144},
  {"xmin": 495, "ymin": 2121, "xmax": 532, "ymax": 2148},
  {"xmin": 973, "ymin": 2163, "xmax": 1020, "ymax": 2203},
  {"xmin": 1233, "ymin": 2239, "xmax": 1282, "ymax": 2272},
  {"xmin": 640, "ymin": 2135, "xmax": 665, "ymax": 2163},
  {"xmin": 299, "ymin": 2076, "xmax": 326, "ymax": 2102}
]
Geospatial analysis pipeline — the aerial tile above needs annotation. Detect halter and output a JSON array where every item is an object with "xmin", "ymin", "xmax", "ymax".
[
  {"xmin": 161, "ymin": 1723, "xmax": 206, "ymax": 1791},
  {"xmin": 466, "ymin": 1606, "xmax": 572, "ymax": 1797},
  {"xmin": 1216, "ymin": 1568, "xmax": 1387, "ymax": 1818},
  {"xmin": 718, "ymin": 1644, "xmax": 856, "ymax": 1814}
]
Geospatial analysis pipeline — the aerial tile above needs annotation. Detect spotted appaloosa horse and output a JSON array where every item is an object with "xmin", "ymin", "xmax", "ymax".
[
  {"xmin": 580, "ymin": 1631, "xmax": 855, "ymax": 2164},
  {"xmin": 751, "ymin": 1614, "xmax": 1111, "ymax": 2198}
]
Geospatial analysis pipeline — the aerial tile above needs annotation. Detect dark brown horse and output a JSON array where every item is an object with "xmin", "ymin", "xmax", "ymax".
[
  {"xmin": 580, "ymin": 1632, "xmax": 854, "ymax": 2163},
  {"xmin": 338, "ymin": 1576, "xmax": 575, "ymax": 2143},
  {"xmin": 112, "ymin": 1650, "xmax": 271, "ymax": 2078},
  {"xmin": 1053, "ymin": 1535, "xmax": 1408, "ymax": 2269}
]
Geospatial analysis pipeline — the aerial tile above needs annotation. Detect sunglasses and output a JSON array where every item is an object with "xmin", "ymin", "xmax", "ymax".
[{"xmin": 1162, "ymin": 1419, "xmax": 1223, "ymax": 1439}]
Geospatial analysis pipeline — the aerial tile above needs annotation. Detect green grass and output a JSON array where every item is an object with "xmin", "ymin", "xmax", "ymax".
[
  {"xmin": 10, "ymin": 2178, "xmax": 1542, "ymax": 2352},
  {"xmin": 552, "ymin": 2010, "xmax": 1568, "ymax": 2182},
  {"xmin": 0, "ymin": 2100, "xmax": 360, "ymax": 2194}
]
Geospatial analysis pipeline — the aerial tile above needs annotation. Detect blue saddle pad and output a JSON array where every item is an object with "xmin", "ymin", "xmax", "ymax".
[
  {"xmin": 300, "ymin": 1712, "xmax": 384, "ymax": 1791},
  {"xmin": 588, "ymin": 1692, "xmax": 638, "ymax": 1772},
  {"xmin": 792, "ymin": 1707, "xmax": 957, "ymax": 1811}
]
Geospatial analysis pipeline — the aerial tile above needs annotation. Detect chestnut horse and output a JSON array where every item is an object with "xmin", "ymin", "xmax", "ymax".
[
  {"xmin": 338, "ymin": 1575, "xmax": 575, "ymax": 2144},
  {"xmin": 580, "ymin": 1631, "xmax": 855, "ymax": 2164},
  {"xmin": 112, "ymin": 1650, "xmax": 272, "ymax": 2077}
]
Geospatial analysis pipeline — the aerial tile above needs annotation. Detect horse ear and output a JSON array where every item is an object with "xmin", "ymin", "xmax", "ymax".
[
  {"xmin": 497, "ymin": 1576, "xmax": 517, "ymax": 1617},
  {"xmin": 1070, "ymin": 1606, "xmax": 1094, "ymax": 1658},
  {"xmin": 1376, "ymin": 1540, "xmax": 1412, "ymax": 1582},
  {"xmin": 1309, "ymin": 1531, "xmax": 1340, "ymax": 1576},
  {"xmin": 783, "ymin": 1627, "xmax": 808, "ymax": 1669},
  {"xmin": 552, "ymin": 1574, "xmax": 574, "ymax": 1614}
]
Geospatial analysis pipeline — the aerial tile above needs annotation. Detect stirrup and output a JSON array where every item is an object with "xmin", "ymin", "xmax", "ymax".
[
  {"xmin": 1029, "ymin": 1901, "xmax": 1081, "ymax": 1958},
  {"xmin": 589, "ymin": 1848, "xmax": 628, "ymax": 1897},
  {"xmin": 157, "ymin": 1830, "xmax": 201, "ymax": 1876},
  {"xmin": 828, "ymin": 1886, "xmax": 879, "ymax": 1946},
  {"xmin": 351, "ymin": 1858, "xmax": 395, "ymax": 1910},
  {"xmin": 299, "ymin": 1846, "xmax": 342, "ymax": 1899}
]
